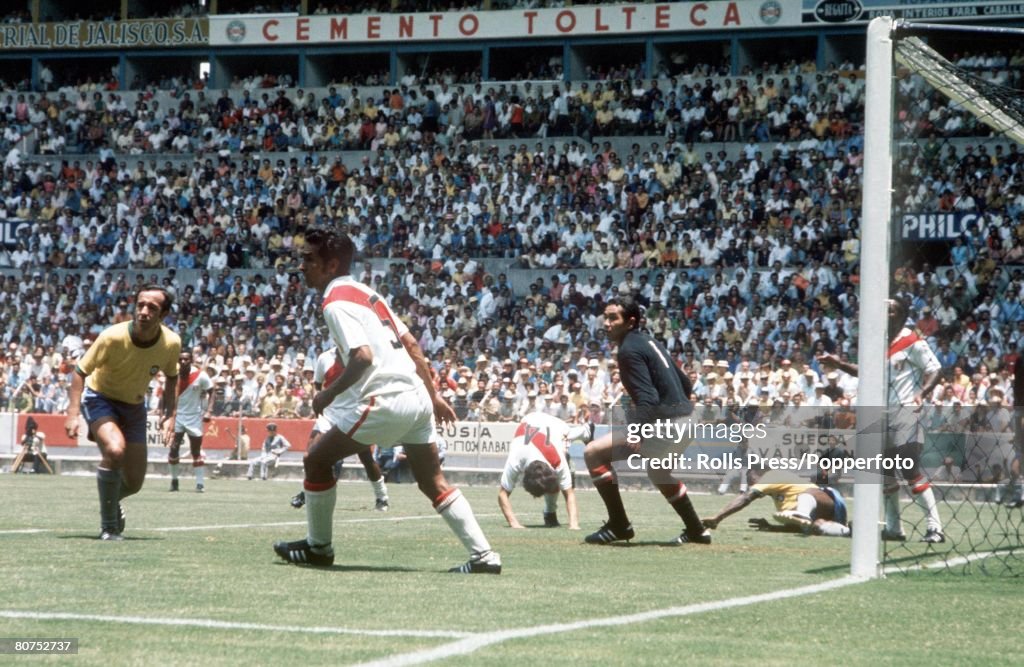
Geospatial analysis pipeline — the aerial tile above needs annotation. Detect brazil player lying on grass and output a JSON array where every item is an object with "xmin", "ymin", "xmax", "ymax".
[{"xmin": 702, "ymin": 468, "xmax": 851, "ymax": 537}]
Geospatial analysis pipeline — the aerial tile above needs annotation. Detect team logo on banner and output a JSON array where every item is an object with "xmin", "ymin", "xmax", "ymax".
[
  {"xmin": 760, "ymin": 0, "xmax": 784, "ymax": 24},
  {"xmin": 226, "ymin": 19, "xmax": 246, "ymax": 43}
]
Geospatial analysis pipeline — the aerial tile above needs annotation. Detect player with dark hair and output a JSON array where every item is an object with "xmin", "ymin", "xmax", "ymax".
[
  {"xmin": 65, "ymin": 285, "xmax": 181, "ymax": 540},
  {"xmin": 290, "ymin": 345, "xmax": 390, "ymax": 511},
  {"xmin": 273, "ymin": 228, "xmax": 501, "ymax": 573},
  {"xmin": 819, "ymin": 298, "xmax": 945, "ymax": 543},
  {"xmin": 583, "ymin": 296, "xmax": 711, "ymax": 546},
  {"xmin": 168, "ymin": 350, "xmax": 213, "ymax": 492},
  {"xmin": 703, "ymin": 468, "xmax": 850, "ymax": 537},
  {"xmin": 497, "ymin": 412, "xmax": 593, "ymax": 530}
]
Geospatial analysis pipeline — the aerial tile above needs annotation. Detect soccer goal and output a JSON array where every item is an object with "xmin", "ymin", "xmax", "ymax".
[{"xmin": 855, "ymin": 16, "xmax": 1024, "ymax": 577}]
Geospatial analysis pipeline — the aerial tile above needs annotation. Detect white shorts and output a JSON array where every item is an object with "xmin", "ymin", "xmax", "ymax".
[
  {"xmin": 175, "ymin": 418, "xmax": 204, "ymax": 439},
  {"xmin": 887, "ymin": 408, "xmax": 924, "ymax": 449},
  {"xmin": 323, "ymin": 385, "xmax": 437, "ymax": 447},
  {"xmin": 312, "ymin": 415, "xmax": 332, "ymax": 435}
]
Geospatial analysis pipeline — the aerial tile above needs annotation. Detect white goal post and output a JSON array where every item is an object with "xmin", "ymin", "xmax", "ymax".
[{"xmin": 850, "ymin": 15, "xmax": 894, "ymax": 580}]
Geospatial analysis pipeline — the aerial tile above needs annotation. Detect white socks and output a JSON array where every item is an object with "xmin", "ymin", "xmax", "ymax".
[
  {"xmin": 436, "ymin": 488, "xmax": 495, "ymax": 562},
  {"xmin": 305, "ymin": 484, "xmax": 337, "ymax": 552},
  {"xmin": 371, "ymin": 477, "xmax": 388, "ymax": 502},
  {"xmin": 913, "ymin": 487, "xmax": 942, "ymax": 533}
]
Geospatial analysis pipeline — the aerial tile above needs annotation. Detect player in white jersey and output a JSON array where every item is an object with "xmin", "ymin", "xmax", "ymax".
[
  {"xmin": 819, "ymin": 299, "xmax": 944, "ymax": 543},
  {"xmin": 168, "ymin": 351, "xmax": 213, "ymax": 492},
  {"xmin": 290, "ymin": 346, "xmax": 390, "ymax": 511},
  {"xmin": 498, "ymin": 412, "xmax": 593, "ymax": 530},
  {"xmin": 273, "ymin": 229, "xmax": 501, "ymax": 574}
]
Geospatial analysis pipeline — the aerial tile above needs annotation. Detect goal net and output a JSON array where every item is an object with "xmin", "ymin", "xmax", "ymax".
[{"xmin": 856, "ymin": 17, "xmax": 1024, "ymax": 577}]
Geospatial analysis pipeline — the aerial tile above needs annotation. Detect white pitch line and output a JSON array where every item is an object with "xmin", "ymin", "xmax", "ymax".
[
  {"xmin": 354, "ymin": 575, "xmax": 867, "ymax": 667},
  {"xmin": 883, "ymin": 550, "xmax": 1002, "ymax": 574},
  {"xmin": 0, "ymin": 610, "xmax": 474, "ymax": 639},
  {"xmin": 0, "ymin": 528, "xmax": 49, "ymax": 535}
]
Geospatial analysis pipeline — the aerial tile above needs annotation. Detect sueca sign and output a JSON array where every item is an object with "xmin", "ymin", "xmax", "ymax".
[{"xmin": 210, "ymin": 1, "xmax": 801, "ymax": 46}]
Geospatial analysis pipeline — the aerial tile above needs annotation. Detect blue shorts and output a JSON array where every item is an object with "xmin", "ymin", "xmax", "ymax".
[
  {"xmin": 822, "ymin": 487, "xmax": 848, "ymax": 526},
  {"xmin": 81, "ymin": 388, "xmax": 148, "ymax": 444}
]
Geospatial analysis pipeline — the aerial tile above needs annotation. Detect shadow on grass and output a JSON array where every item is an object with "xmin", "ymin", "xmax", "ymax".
[
  {"xmin": 272, "ymin": 562, "xmax": 421, "ymax": 573},
  {"xmin": 804, "ymin": 562, "xmax": 850, "ymax": 575},
  {"xmin": 597, "ymin": 540, "xmax": 687, "ymax": 548}
]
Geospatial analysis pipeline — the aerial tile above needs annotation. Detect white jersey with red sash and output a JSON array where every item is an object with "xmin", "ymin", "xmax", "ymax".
[
  {"xmin": 888, "ymin": 328, "xmax": 941, "ymax": 406},
  {"xmin": 312, "ymin": 347, "xmax": 346, "ymax": 435},
  {"xmin": 499, "ymin": 412, "xmax": 590, "ymax": 494},
  {"xmin": 315, "ymin": 347, "xmax": 345, "ymax": 388},
  {"xmin": 321, "ymin": 276, "xmax": 421, "ymax": 412},
  {"xmin": 175, "ymin": 370, "xmax": 213, "ymax": 432}
]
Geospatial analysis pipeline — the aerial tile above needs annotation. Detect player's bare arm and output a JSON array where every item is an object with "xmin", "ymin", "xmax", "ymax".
[
  {"xmin": 563, "ymin": 487, "xmax": 580, "ymax": 530},
  {"xmin": 161, "ymin": 376, "xmax": 179, "ymax": 446},
  {"xmin": 400, "ymin": 331, "xmax": 456, "ymax": 425},
  {"xmin": 917, "ymin": 369, "xmax": 941, "ymax": 406},
  {"xmin": 817, "ymin": 353, "xmax": 858, "ymax": 377},
  {"xmin": 65, "ymin": 370, "xmax": 86, "ymax": 439},
  {"xmin": 703, "ymin": 490, "xmax": 759, "ymax": 529},
  {"xmin": 497, "ymin": 487, "xmax": 524, "ymax": 529}
]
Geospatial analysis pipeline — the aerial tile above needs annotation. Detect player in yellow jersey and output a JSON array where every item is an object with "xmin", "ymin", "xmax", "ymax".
[
  {"xmin": 703, "ymin": 468, "xmax": 851, "ymax": 537},
  {"xmin": 65, "ymin": 285, "xmax": 181, "ymax": 541}
]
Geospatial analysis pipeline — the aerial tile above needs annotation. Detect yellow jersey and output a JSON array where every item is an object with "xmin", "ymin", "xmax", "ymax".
[
  {"xmin": 78, "ymin": 321, "xmax": 181, "ymax": 404},
  {"xmin": 751, "ymin": 471, "xmax": 817, "ymax": 512}
]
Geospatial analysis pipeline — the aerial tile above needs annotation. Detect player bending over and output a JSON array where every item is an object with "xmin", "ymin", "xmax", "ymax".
[{"xmin": 498, "ymin": 412, "xmax": 593, "ymax": 530}]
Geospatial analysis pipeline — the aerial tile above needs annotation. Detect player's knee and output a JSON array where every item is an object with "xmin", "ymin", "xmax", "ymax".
[
  {"xmin": 121, "ymin": 475, "xmax": 144, "ymax": 497},
  {"xmin": 104, "ymin": 444, "xmax": 127, "ymax": 467}
]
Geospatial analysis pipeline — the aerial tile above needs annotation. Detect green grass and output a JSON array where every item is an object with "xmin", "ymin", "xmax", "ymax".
[{"xmin": 1, "ymin": 475, "xmax": 1020, "ymax": 665}]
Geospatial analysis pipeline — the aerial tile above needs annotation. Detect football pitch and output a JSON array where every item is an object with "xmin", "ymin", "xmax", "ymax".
[{"xmin": 2, "ymin": 475, "xmax": 1019, "ymax": 665}]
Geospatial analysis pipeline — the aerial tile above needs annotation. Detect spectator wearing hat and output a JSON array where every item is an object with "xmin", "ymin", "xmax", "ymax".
[{"xmin": 247, "ymin": 423, "xmax": 291, "ymax": 481}]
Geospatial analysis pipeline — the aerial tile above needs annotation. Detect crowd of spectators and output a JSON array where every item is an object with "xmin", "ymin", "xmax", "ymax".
[
  {"xmin": 0, "ymin": 54, "xmax": 1021, "ymax": 437},
  {"xmin": 3, "ymin": 62, "xmax": 874, "ymax": 163}
]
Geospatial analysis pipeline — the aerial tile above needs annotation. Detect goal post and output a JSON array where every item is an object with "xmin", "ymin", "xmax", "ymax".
[
  {"xmin": 858, "ymin": 17, "xmax": 1024, "ymax": 577},
  {"xmin": 850, "ymin": 15, "xmax": 895, "ymax": 580}
]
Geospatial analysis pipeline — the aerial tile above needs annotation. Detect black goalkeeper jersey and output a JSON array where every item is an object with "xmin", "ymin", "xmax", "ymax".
[{"xmin": 616, "ymin": 329, "xmax": 693, "ymax": 422}]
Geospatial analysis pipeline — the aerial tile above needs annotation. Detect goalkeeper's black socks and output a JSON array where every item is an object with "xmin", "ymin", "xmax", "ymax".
[
  {"xmin": 665, "ymin": 483, "xmax": 704, "ymax": 537},
  {"xmin": 590, "ymin": 464, "xmax": 629, "ymax": 529}
]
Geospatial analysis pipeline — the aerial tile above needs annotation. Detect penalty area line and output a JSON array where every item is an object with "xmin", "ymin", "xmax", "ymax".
[
  {"xmin": 354, "ymin": 575, "xmax": 867, "ymax": 667},
  {"xmin": 0, "ymin": 610, "xmax": 474, "ymax": 640}
]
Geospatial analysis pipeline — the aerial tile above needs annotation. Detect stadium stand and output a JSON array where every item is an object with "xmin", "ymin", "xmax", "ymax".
[{"xmin": 0, "ymin": 5, "xmax": 1019, "ymax": 441}]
